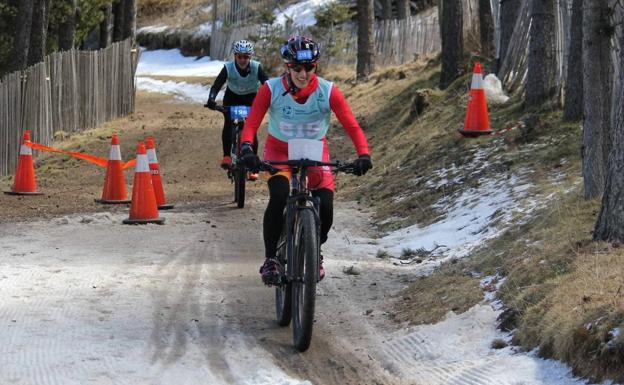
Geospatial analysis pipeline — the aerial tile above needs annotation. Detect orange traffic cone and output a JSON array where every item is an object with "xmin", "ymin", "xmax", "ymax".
[
  {"xmin": 123, "ymin": 141, "xmax": 164, "ymax": 225},
  {"xmin": 4, "ymin": 130, "xmax": 43, "ymax": 195},
  {"xmin": 146, "ymin": 136, "xmax": 174, "ymax": 210},
  {"xmin": 95, "ymin": 134, "xmax": 131, "ymax": 204},
  {"xmin": 459, "ymin": 62, "xmax": 492, "ymax": 137}
]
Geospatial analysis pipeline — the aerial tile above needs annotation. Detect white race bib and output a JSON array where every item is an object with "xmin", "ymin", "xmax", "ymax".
[{"xmin": 288, "ymin": 139, "xmax": 323, "ymax": 161}]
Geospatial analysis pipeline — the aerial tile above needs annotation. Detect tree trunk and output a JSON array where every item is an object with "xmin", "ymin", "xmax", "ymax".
[
  {"xmin": 10, "ymin": 0, "xmax": 34, "ymax": 72},
  {"xmin": 27, "ymin": 0, "xmax": 50, "ymax": 66},
  {"xmin": 594, "ymin": 5, "xmax": 624, "ymax": 241},
  {"xmin": 582, "ymin": 0, "xmax": 613, "ymax": 199},
  {"xmin": 58, "ymin": 0, "xmax": 77, "ymax": 51},
  {"xmin": 112, "ymin": 0, "xmax": 125, "ymax": 42},
  {"xmin": 563, "ymin": 0, "xmax": 583, "ymax": 121},
  {"xmin": 525, "ymin": 0, "xmax": 556, "ymax": 107},
  {"xmin": 478, "ymin": 0, "xmax": 494, "ymax": 59},
  {"xmin": 356, "ymin": 0, "xmax": 375, "ymax": 81},
  {"xmin": 381, "ymin": 0, "xmax": 393, "ymax": 19},
  {"xmin": 122, "ymin": 0, "xmax": 136, "ymax": 41},
  {"xmin": 498, "ymin": 0, "xmax": 521, "ymax": 73},
  {"xmin": 100, "ymin": 4, "xmax": 113, "ymax": 49},
  {"xmin": 439, "ymin": 0, "xmax": 463, "ymax": 89},
  {"xmin": 397, "ymin": 0, "xmax": 409, "ymax": 19}
]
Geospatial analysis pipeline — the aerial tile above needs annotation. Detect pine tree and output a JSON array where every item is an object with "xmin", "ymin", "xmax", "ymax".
[{"xmin": 439, "ymin": 0, "xmax": 463, "ymax": 89}]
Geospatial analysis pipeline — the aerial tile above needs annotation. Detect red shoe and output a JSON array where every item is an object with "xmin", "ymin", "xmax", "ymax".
[
  {"xmin": 247, "ymin": 172, "xmax": 259, "ymax": 181},
  {"xmin": 220, "ymin": 156, "xmax": 232, "ymax": 169}
]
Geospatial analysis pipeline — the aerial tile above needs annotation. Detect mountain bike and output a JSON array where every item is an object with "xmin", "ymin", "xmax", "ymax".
[
  {"xmin": 205, "ymin": 104, "xmax": 251, "ymax": 208},
  {"xmin": 260, "ymin": 159, "xmax": 356, "ymax": 352}
]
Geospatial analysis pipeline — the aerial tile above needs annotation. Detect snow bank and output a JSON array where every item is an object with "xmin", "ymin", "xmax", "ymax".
[{"xmin": 136, "ymin": 48, "xmax": 225, "ymax": 77}]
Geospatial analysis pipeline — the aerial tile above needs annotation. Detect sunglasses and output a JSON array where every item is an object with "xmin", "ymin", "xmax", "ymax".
[
  {"xmin": 235, "ymin": 54, "xmax": 251, "ymax": 59},
  {"xmin": 287, "ymin": 63, "xmax": 317, "ymax": 72}
]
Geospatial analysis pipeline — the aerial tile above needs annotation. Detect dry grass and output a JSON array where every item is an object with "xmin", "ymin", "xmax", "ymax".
[
  {"xmin": 394, "ymin": 271, "xmax": 483, "ymax": 325},
  {"xmin": 320, "ymin": 53, "xmax": 624, "ymax": 382},
  {"xmin": 516, "ymin": 246, "xmax": 624, "ymax": 382},
  {"xmin": 138, "ymin": 0, "xmax": 214, "ymax": 28}
]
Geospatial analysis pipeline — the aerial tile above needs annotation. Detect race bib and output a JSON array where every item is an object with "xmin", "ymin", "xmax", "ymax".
[
  {"xmin": 230, "ymin": 105, "xmax": 250, "ymax": 120},
  {"xmin": 288, "ymin": 139, "xmax": 324, "ymax": 161}
]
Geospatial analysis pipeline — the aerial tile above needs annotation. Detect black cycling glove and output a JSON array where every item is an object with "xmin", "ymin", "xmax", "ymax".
[
  {"xmin": 205, "ymin": 99, "xmax": 217, "ymax": 109},
  {"xmin": 240, "ymin": 142, "xmax": 261, "ymax": 170},
  {"xmin": 353, "ymin": 154, "xmax": 372, "ymax": 176}
]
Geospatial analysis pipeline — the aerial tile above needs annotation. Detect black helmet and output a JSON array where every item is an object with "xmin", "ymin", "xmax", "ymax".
[{"xmin": 280, "ymin": 36, "xmax": 320, "ymax": 64}]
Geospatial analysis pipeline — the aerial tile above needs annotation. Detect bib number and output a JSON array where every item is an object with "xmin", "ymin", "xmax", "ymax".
[
  {"xmin": 278, "ymin": 121, "xmax": 322, "ymax": 139},
  {"xmin": 230, "ymin": 105, "xmax": 250, "ymax": 120}
]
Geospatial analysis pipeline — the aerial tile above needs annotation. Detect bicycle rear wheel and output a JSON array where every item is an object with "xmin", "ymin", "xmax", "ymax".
[
  {"xmin": 292, "ymin": 209, "xmax": 319, "ymax": 352},
  {"xmin": 275, "ymin": 228, "xmax": 291, "ymax": 326}
]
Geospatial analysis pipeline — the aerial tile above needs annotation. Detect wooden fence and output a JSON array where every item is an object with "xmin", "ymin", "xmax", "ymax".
[
  {"xmin": 497, "ymin": 0, "xmax": 575, "ymax": 96},
  {"xmin": 0, "ymin": 39, "xmax": 138, "ymax": 177},
  {"xmin": 210, "ymin": 0, "xmax": 479, "ymax": 66}
]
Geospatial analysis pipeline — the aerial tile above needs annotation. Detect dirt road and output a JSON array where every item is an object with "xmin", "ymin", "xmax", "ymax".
[
  {"xmin": 0, "ymin": 196, "xmax": 413, "ymax": 385},
  {"xmin": 0, "ymin": 92, "xmax": 412, "ymax": 384},
  {"xmin": 1, "ymin": 91, "xmax": 593, "ymax": 385}
]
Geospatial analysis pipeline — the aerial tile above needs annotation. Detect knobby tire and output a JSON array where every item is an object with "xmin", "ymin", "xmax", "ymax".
[
  {"xmin": 235, "ymin": 166, "xmax": 245, "ymax": 208},
  {"xmin": 292, "ymin": 209, "xmax": 318, "ymax": 352},
  {"xmin": 275, "ymin": 226, "xmax": 291, "ymax": 326}
]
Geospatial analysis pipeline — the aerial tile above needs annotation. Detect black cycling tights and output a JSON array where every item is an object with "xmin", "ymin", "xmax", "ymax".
[
  {"xmin": 221, "ymin": 118, "xmax": 257, "ymax": 156},
  {"xmin": 263, "ymin": 176, "xmax": 334, "ymax": 259}
]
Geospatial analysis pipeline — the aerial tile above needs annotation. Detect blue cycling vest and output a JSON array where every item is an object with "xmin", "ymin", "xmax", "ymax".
[
  {"xmin": 225, "ymin": 60, "xmax": 261, "ymax": 95},
  {"xmin": 266, "ymin": 77, "xmax": 333, "ymax": 141}
]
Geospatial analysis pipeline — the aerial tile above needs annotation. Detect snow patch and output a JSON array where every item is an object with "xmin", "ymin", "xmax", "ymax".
[
  {"xmin": 274, "ymin": 0, "xmax": 336, "ymax": 28},
  {"xmin": 136, "ymin": 49, "xmax": 225, "ymax": 77},
  {"xmin": 136, "ymin": 77, "xmax": 224, "ymax": 104},
  {"xmin": 379, "ymin": 304, "xmax": 610, "ymax": 385}
]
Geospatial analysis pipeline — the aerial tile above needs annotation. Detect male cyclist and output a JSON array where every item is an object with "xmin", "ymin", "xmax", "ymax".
[
  {"xmin": 206, "ymin": 40, "xmax": 268, "ymax": 177},
  {"xmin": 239, "ymin": 36, "xmax": 373, "ymax": 285}
]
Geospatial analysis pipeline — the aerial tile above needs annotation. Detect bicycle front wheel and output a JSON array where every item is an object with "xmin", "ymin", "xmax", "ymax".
[
  {"xmin": 234, "ymin": 166, "xmax": 246, "ymax": 208},
  {"xmin": 292, "ymin": 209, "xmax": 319, "ymax": 352}
]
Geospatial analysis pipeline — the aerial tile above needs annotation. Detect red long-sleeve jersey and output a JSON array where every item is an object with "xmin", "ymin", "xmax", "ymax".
[{"xmin": 241, "ymin": 75, "xmax": 370, "ymax": 156}]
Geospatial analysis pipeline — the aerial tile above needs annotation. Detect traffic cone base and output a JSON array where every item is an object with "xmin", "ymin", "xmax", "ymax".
[
  {"xmin": 123, "ymin": 217, "xmax": 165, "ymax": 225},
  {"xmin": 458, "ymin": 128, "xmax": 492, "ymax": 137},
  {"xmin": 4, "ymin": 190, "xmax": 44, "ymax": 196},
  {"xmin": 459, "ymin": 62, "xmax": 492, "ymax": 137},
  {"xmin": 95, "ymin": 197, "xmax": 131, "ymax": 204},
  {"xmin": 158, "ymin": 203, "xmax": 175, "ymax": 210},
  {"xmin": 123, "ymin": 141, "xmax": 164, "ymax": 225}
]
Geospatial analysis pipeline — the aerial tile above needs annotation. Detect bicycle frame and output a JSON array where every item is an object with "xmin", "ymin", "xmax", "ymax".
[
  {"xmin": 227, "ymin": 118, "xmax": 245, "ymax": 180},
  {"xmin": 270, "ymin": 160, "xmax": 353, "ymax": 284},
  {"xmin": 212, "ymin": 104, "xmax": 251, "ymax": 208},
  {"xmin": 214, "ymin": 106, "xmax": 246, "ymax": 179},
  {"xmin": 266, "ymin": 159, "xmax": 355, "ymax": 351}
]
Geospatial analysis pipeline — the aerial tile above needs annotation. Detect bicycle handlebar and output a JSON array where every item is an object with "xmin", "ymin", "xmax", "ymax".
[
  {"xmin": 203, "ymin": 103, "xmax": 228, "ymax": 113},
  {"xmin": 259, "ymin": 159, "xmax": 356, "ymax": 175}
]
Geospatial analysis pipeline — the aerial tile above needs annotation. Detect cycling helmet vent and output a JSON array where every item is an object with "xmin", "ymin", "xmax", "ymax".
[{"xmin": 233, "ymin": 40, "xmax": 254, "ymax": 55}]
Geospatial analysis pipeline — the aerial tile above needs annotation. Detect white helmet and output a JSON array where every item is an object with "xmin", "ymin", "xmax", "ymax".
[{"xmin": 232, "ymin": 40, "xmax": 254, "ymax": 55}]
